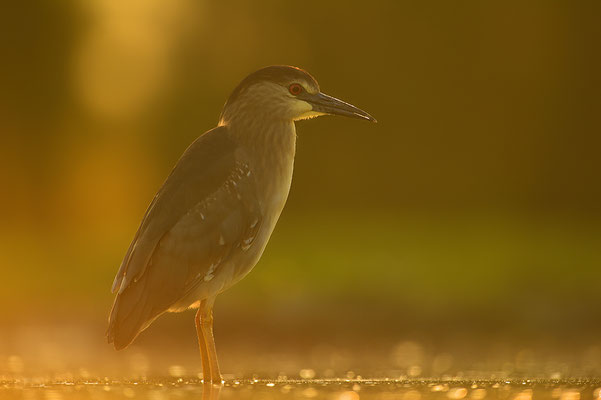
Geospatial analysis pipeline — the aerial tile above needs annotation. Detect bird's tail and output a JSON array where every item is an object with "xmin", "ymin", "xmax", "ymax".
[{"xmin": 106, "ymin": 280, "xmax": 162, "ymax": 350}]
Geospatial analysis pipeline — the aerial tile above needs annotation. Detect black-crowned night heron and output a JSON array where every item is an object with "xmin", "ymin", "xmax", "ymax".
[{"xmin": 107, "ymin": 65, "xmax": 375, "ymax": 382}]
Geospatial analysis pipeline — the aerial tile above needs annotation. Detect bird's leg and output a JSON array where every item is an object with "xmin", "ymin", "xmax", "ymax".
[
  {"xmin": 195, "ymin": 308, "xmax": 212, "ymax": 381},
  {"xmin": 201, "ymin": 380, "xmax": 222, "ymax": 400},
  {"xmin": 200, "ymin": 299, "xmax": 222, "ymax": 383}
]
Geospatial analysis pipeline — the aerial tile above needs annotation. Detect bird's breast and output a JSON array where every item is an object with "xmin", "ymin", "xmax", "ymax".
[
  {"xmin": 223, "ymin": 122, "xmax": 297, "ymax": 285},
  {"xmin": 235, "ymin": 120, "xmax": 297, "ymax": 218},
  {"xmin": 255, "ymin": 124, "xmax": 296, "ymax": 218}
]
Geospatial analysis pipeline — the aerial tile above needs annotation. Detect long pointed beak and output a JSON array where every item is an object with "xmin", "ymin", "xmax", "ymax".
[{"xmin": 302, "ymin": 92, "xmax": 377, "ymax": 122}]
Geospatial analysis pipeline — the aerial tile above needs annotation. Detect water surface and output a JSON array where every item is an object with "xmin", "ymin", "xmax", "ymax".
[{"xmin": 3, "ymin": 378, "xmax": 599, "ymax": 399}]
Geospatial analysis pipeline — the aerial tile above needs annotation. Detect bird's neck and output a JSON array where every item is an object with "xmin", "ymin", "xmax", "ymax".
[
  {"xmin": 227, "ymin": 117, "xmax": 297, "ymax": 211},
  {"xmin": 226, "ymin": 115, "xmax": 295, "ymax": 152}
]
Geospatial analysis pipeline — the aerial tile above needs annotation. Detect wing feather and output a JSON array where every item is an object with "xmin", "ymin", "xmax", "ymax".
[
  {"xmin": 111, "ymin": 126, "xmax": 237, "ymax": 294},
  {"xmin": 107, "ymin": 126, "xmax": 263, "ymax": 349}
]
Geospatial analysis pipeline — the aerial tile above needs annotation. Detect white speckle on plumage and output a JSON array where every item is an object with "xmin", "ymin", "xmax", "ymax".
[
  {"xmin": 218, "ymin": 235, "xmax": 225, "ymax": 245},
  {"xmin": 241, "ymin": 236, "xmax": 255, "ymax": 251},
  {"xmin": 208, "ymin": 263, "xmax": 217, "ymax": 274},
  {"xmin": 204, "ymin": 262, "xmax": 218, "ymax": 281}
]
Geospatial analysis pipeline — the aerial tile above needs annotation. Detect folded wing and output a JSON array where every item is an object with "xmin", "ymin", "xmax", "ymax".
[{"xmin": 107, "ymin": 126, "xmax": 262, "ymax": 349}]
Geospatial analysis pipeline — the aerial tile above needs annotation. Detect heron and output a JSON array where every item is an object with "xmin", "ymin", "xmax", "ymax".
[{"xmin": 107, "ymin": 65, "xmax": 376, "ymax": 382}]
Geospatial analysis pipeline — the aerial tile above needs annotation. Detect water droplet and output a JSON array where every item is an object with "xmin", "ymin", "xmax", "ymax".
[
  {"xmin": 514, "ymin": 389, "xmax": 533, "ymax": 400},
  {"xmin": 339, "ymin": 391, "xmax": 360, "ymax": 400},
  {"xmin": 447, "ymin": 388, "xmax": 467, "ymax": 399},
  {"xmin": 300, "ymin": 368, "xmax": 315, "ymax": 379},
  {"xmin": 431, "ymin": 384, "xmax": 448, "ymax": 392},
  {"xmin": 560, "ymin": 390, "xmax": 580, "ymax": 400}
]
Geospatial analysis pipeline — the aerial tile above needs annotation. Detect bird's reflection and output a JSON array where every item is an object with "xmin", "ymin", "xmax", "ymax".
[{"xmin": 202, "ymin": 382, "xmax": 222, "ymax": 400}]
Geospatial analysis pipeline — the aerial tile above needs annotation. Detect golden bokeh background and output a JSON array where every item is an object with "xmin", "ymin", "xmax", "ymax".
[{"xmin": 1, "ymin": 0, "xmax": 600, "ymax": 380}]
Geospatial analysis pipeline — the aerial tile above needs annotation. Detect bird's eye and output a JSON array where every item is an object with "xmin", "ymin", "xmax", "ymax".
[{"xmin": 289, "ymin": 83, "xmax": 303, "ymax": 96}]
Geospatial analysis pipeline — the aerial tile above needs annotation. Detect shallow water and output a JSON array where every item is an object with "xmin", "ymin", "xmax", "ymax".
[{"xmin": 2, "ymin": 378, "xmax": 600, "ymax": 400}]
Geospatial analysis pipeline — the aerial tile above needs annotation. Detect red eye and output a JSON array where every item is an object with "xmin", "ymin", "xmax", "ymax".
[{"xmin": 289, "ymin": 83, "xmax": 302, "ymax": 95}]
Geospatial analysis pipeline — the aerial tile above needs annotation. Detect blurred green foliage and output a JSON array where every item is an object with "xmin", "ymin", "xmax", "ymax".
[{"xmin": 0, "ymin": 0, "xmax": 600, "ymax": 341}]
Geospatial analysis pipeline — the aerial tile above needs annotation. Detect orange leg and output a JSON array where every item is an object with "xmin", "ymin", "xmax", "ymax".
[
  {"xmin": 198, "ymin": 299, "xmax": 222, "ymax": 383},
  {"xmin": 201, "ymin": 380, "xmax": 222, "ymax": 400},
  {"xmin": 195, "ymin": 308, "xmax": 212, "ymax": 381}
]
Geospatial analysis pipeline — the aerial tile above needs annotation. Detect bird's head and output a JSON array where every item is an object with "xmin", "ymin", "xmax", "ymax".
[{"xmin": 219, "ymin": 65, "xmax": 376, "ymax": 125}]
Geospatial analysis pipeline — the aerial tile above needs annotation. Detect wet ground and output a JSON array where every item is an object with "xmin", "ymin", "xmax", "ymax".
[
  {"xmin": 3, "ymin": 322, "xmax": 601, "ymax": 399},
  {"xmin": 4, "ymin": 319, "xmax": 601, "ymax": 400},
  {"xmin": 2, "ymin": 377, "xmax": 600, "ymax": 399}
]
